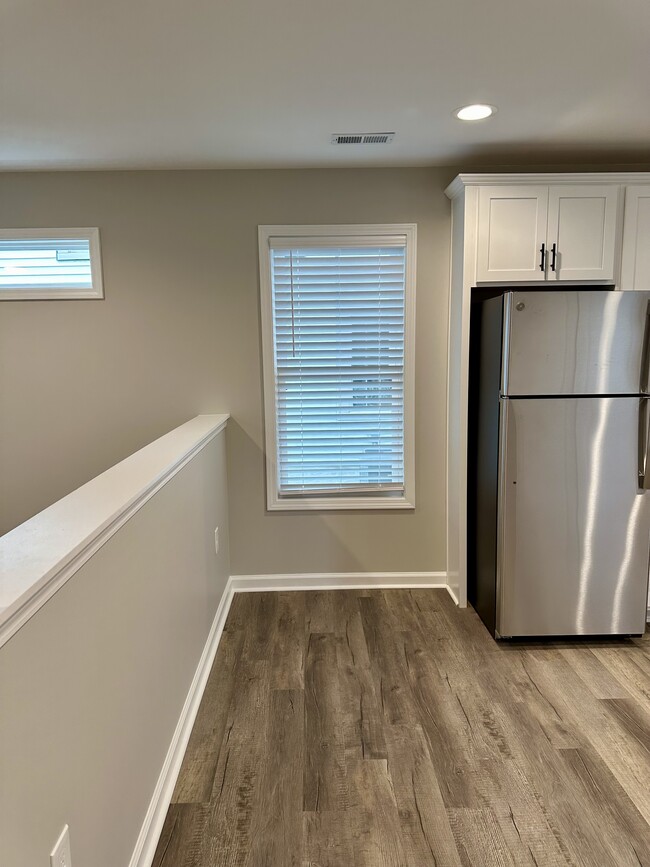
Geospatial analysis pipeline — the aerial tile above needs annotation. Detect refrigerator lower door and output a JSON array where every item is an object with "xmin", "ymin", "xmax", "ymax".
[{"xmin": 498, "ymin": 397, "xmax": 650, "ymax": 637}]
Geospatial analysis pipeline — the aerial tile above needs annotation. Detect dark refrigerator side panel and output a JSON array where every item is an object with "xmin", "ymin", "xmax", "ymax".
[
  {"xmin": 466, "ymin": 301, "xmax": 482, "ymax": 610},
  {"xmin": 470, "ymin": 295, "xmax": 506, "ymax": 635}
]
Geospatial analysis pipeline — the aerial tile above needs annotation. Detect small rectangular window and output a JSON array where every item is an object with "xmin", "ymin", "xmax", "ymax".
[
  {"xmin": 0, "ymin": 228, "xmax": 103, "ymax": 300},
  {"xmin": 259, "ymin": 224, "xmax": 416, "ymax": 511}
]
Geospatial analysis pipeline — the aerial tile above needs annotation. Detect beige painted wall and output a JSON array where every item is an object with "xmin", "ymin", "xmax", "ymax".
[
  {"xmin": 0, "ymin": 168, "xmax": 453, "ymax": 574},
  {"xmin": 0, "ymin": 430, "xmax": 230, "ymax": 867}
]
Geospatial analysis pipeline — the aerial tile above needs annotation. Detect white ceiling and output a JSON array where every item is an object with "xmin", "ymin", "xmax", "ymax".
[{"xmin": 2, "ymin": 0, "xmax": 650, "ymax": 170}]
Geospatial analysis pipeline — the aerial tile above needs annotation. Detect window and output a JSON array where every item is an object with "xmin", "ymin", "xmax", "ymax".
[
  {"xmin": 0, "ymin": 228, "xmax": 103, "ymax": 300},
  {"xmin": 259, "ymin": 224, "xmax": 416, "ymax": 510}
]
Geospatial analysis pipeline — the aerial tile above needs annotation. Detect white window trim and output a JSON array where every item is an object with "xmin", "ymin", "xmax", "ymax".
[
  {"xmin": 259, "ymin": 223, "xmax": 416, "ymax": 511},
  {"xmin": 0, "ymin": 227, "xmax": 104, "ymax": 300}
]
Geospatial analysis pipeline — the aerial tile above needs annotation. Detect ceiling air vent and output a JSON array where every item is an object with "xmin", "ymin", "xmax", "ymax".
[{"xmin": 331, "ymin": 132, "xmax": 395, "ymax": 145}]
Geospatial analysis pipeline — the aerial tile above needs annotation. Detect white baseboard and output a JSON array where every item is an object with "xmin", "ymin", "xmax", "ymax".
[
  {"xmin": 229, "ymin": 571, "xmax": 449, "ymax": 593},
  {"xmin": 129, "ymin": 577, "xmax": 235, "ymax": 867},
  {"xmin": 446, "ymin": 584, "xmax": 460, "ymax": 605}
]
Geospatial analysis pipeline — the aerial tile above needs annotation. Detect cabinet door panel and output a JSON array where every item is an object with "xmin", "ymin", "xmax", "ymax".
[
  {"xmin": 621, "ymin": 186, "xmax": 650, "ymax": 291},
  {"xmin": 477, "ymin": 186, "xmax": 548, "ymax": 282},
  {"xmin": 547, "ymin": 185, "xmax": 620, "ymax": 282}
]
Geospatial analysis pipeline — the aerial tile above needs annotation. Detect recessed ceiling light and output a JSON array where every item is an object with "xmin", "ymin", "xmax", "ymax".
[{"xmin": 455, "ymin": 104, "xmax": 496, "ymax": 121}]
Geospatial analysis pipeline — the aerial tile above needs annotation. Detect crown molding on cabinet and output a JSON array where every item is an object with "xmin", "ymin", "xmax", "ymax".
[{"xmin": 445, "ymin": 172, "xmax": 650, "ymax": 199}]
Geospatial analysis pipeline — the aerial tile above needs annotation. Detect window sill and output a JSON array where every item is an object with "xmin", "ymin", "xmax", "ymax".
[
  {"xmin": 0, "ymin": 288, "xmax": 104, "ymax": 301},
  {"xmin": 267, "ymin": 495, "xmax": 415, "ymax": 511}
]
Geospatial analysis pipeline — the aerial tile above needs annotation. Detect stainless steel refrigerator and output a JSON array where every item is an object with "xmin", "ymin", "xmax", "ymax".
[{"xmin": 473, "ymin": 290, "xmax": 650, "ymax": 638}]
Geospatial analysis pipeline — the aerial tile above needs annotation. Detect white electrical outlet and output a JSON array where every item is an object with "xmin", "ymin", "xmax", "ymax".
[
  {"xmin": 50, "ymin": 825, "xmax": 72, "ymax": 867},
  {"xmin": 214, "ymin": 526, "xmax": 219, "ymax": 554}
]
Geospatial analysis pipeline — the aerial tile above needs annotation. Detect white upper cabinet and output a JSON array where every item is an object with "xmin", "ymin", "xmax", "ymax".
[
  {"xmin": 476, "ymin": 184, "xmax": 620, "ymax": 284},
  {"xmin": 546, "ymin": 185, "xmax": 620, "ymax": 282},
  {"xmin": 620, "ymin": 186, "xmax": 650, "ymax": 291},
  {"xmin": 477, "ymin": 186, "xmax": 548, "ymax": 282}
]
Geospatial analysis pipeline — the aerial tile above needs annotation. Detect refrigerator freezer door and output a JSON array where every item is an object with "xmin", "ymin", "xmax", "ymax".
[
  {"xmin": 503, "ymin": 291, "xmax": 650, "ymax": 397},
  {"xmin": 498, "ymin": 397, "xmax": 650, "ymax": 637}
]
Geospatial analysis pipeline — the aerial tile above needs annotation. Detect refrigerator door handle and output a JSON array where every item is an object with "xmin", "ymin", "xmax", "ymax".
[
  {"xmin": 638, "ymin": 398, "xmax": 650, "ymax": 490},
  {"xmin": 640, "ymin": 301, "xmax": 650, "ymax": 394}
]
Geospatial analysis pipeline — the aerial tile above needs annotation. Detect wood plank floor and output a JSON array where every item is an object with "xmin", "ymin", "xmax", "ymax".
[{"xmin": 152, "ymin": 590, "xmax": 650, "ymax": 866}]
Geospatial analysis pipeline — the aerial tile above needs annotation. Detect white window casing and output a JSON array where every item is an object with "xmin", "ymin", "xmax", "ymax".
[
  {"xmin": 0, "ymin": 228, "xmax": 103, "ymax": 300},
  {"xmin": 259, "ymin": 224, "xmax": 416, "ymax": 511}
]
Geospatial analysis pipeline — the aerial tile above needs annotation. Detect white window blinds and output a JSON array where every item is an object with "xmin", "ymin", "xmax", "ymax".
[
  {"xmin": 270, "ymin": 240, "xmax": 407, "ymax": 497},
  {"xmin": 0, "ymin": 238, "xmax": 91, "ymax": 291}
]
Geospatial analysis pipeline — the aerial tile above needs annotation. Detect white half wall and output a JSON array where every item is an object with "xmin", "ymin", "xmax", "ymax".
[{"xmin": 0, "ymin": 422, "xmax": 230, "ymax": 867}]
